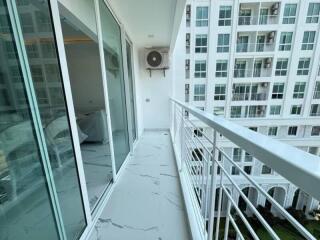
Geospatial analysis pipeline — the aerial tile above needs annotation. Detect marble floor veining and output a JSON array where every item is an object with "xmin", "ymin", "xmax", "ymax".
[{"xmin": 89, "ymin": 131, "xmax": 191, "ymax": 240}]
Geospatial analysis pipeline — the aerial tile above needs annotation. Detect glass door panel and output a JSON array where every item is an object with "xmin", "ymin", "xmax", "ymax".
[
  {"xmin": 0, "ymin": 0, "xmax": 59, "ymax": 239},
  {"xmin": 99, "ymin": 0, "xmax": 130, "ymax": 172},
  {"xmin": 15, "ymin": 0, "xmax": 86, "ymax": 238},
  {"xmin": 125, "ymin": 41, "xmax": 137, "ymax": 142},
  {"xmin": 58, "ymin": 0, "xmax": 113, "ymax": 211}
]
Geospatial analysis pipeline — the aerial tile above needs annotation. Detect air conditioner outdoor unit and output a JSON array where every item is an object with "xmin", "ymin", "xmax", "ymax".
[
  {"xmin": 145, "ymin": 48, "xmax": 169, "ymax": 70},
  {"xmin": 261, "ymin": 82, "xmax": 268, "ymax": 87},
  {"xmin": 264, "ymin": 58, "xmax": 272, "ymax": 68},
  {"xmin": 271, "ymin": 3, "xmax": 280, "ymax": 15}
]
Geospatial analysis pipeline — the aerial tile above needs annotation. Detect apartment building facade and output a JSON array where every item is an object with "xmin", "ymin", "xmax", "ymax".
[{"xmin": 174, "ymin": 0, "xmax": 320, "ymax": 215}]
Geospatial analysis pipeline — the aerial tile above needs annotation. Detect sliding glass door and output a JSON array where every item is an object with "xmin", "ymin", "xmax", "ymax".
[
  {"xmin": 98, "ymin": 0, "xmax": 130, "ymax": 172},
  {"xmin": 125, "ymin": 40, "xmax": 137, "ymax": 142},
  {"xmin": 0, "ymin": 0, "xmax": 86, "ymax": 239},
  {"xmin": 58, "ymin": 0, "xmax": 114, "ymax": 211},
  {"xmin": 0, "ymin": 1, "xmax": 60, "ymax": 238}
]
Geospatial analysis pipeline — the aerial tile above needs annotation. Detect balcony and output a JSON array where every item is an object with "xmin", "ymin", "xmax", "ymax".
[
  {"xmin": 170, "ymin": 99, "xmax": 320, "ymax": 240},
  {"xmin": 236, "ymin": 42, "xmax": 275, "ymax": 53},
  {"xmin": 238, "ymin": 2, "xmax": 280, "ymax": 26},
  {"xmin": 238, "ymin": 15, "xmax": 279, "ymax": 26},
  {"xmin": 233, "ymin": 68, "xmax": 272, "ymax": 78}
]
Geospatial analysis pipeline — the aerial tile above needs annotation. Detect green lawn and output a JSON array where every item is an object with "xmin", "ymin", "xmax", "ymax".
[{"xmin": 213, "ymin": 218, "xmax": 320, "ymax": 240}]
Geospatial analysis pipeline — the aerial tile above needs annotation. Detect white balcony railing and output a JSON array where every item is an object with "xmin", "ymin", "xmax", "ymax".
[
  {"xmin": 238, "ymin": 15, "xmax": 279, "ymax": 26},
  {"xmin": 236, "ymin": 43, "xmax": 275, "ymax": 53},
  {"xmin": 232, "ymin": 93, "xmax": 268, "ymax": 101},
  {"xmin": 170, "ymin": 98, "xmax": 320, "ymax": 240},
  {"xmin": 233, "ymin": 68, "xmax": 272, "ymax": 78}
]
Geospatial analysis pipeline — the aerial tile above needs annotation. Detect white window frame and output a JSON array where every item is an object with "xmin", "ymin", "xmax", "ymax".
[
  {"xmin": 194, "ymin": 60, "xmax": 207, "ymax": 78},
  {"xmin": 275, "ymin": 58, "xmax": 288, "ymax": 76},
  {"xmin": 279, "ymin": 32, "xmax": 292, "ymax": 51},
  {"xmin": 290, "ymin": 105, "xmax": 302, "ymax": 115},
  {"xmin": 306, "ymin": 3, "xmax": 320, "ymax": 23},
  {"xmin": 219, "ymin": 6, "xmax": 232, "ymax": 26},
  {"xmin": 217, "ymin": 34, "xmax": 230, "ymax": 53},
  {"xmin": 270, "ymin": 105, "xmax": 281, "ymax": 115},
  {"xmin": 196, "ymin": 6, "xmax": 209, "ymax": 27},
  {"xmin": 272, "ymin": 83, "xmax": 285, "ymax": 99},
  {"xmin": 268, "ymin": 126, "xmax": 278, "ymax": 136},
  {"xmin": 214, "ymin": 84, "xmax": 226, "ymax": 100},
  {"xmin": 283, "ymin": 4, "xmax": 297, "ymax": 24},
  {"xmin": 215, "ymin": 60, "xmax": 228, "ymax": 77},
  {"xmin": 297, "ymin": 58, "xmax": 311, "ymax": 76},
  {"xmin": 193, "ymin": 84, "xmax": 206, "ymax": 101},
  {"xmin": 302, "ymin": 31, "xmax": 316, "ymax": 50},
  {"xmin": 195, "ymin": 34, "xmax": 208, "ymax": 53},
  {"xmin": 293, "ymin": 82, "xmax": 306, "ymax": 99}
]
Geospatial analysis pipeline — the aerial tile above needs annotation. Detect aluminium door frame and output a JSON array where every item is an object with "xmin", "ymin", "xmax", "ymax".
[
  {"xmin": 124, "ymin": 35, "xmax": 139, "ymax": 146},
  {"xmin": 6, "ymin": 0, "xmax": 68, "ymax": 239},
  {"xmin": 49, "ymin": 0, "xmax": 96, "ymax": 238}
]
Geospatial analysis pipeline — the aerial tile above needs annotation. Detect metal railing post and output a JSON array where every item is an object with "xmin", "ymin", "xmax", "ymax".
[
  {"xmin": 208, "ymin": 130, "xmax": 217, "ymax": 240},
  {"xmin": 179, "ymin": 107, "xmax": 184, "ymax": 171},
  {"xmin": 215, "ymin": 171, "xmax": 224, "ymax": 240},
  {"xmin": 224, "ymin": 197, "xmax": 232, "ymax": 240}
]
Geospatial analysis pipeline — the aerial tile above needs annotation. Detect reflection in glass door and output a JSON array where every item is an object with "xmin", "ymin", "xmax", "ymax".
[
  {"xmin": 125, "ymin": 40, "xmax": 137, "ymax": 142},
  {"xmin": 98, "ymin": 0, "xmax": 130, "ymax": 172},
  {"xmin": 58, "ymin": 0, "xmax": 113, "ymax": 211},
  {"xmin": 12, "ymin": 0, "xmax": 87, "ymax": 239},
  {"xmin": 0, "ymin": 0, "xmax": 59, "ymax": 239}
]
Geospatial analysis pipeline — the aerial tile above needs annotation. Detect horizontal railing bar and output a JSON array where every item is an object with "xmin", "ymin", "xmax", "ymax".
[
  {"xmin": 184, "ymin": 115, "xmax": 214, "ymax": 145},
  {"xmin": 171, "ymin": 98, "xmax": 320, "ymax": 201}
]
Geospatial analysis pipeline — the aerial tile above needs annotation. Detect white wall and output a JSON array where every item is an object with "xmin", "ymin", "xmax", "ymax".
[{"xmin": 135, "ymin": 48, "xmax": 173, "ymax": 130}]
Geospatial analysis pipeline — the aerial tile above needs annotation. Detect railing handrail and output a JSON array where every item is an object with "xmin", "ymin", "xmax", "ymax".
[{"xmin": 171, "ymin": 98, "xmax": 320, "ymax": 200}]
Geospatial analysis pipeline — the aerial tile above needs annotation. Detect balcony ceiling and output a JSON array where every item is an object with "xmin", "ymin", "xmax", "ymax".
[{"xmin": 108, "ymin": 0, "xmax": 185, "ymax": 48}]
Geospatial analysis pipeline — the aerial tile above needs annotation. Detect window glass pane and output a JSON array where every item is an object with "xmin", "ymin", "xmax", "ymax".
[
  {"xmin": 17, "ymin": 0, "xmax": 86, "ymax": 237},
  {"xmin": 0, "ymin": 1, "xmax": 59, "ymax": 239},
  {"xmin": 99, "ymin": 0, "xmax": 130, "ymax": 172},
  {"xmin": 59, "ymin": 0, "xmax": 113, "ymax": 211}
]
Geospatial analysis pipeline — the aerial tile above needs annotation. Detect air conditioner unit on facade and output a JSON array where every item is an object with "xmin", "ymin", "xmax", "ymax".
[
  {"xmin": 264, "ymin": 58, "xmax": 272, "ymax": 68},
  {"xmin": 145, "ymin": 48, "xmax": 169, "ymax": 70}
]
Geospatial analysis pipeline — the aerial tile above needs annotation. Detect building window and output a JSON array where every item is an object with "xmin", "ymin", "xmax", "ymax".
[
  {"xmin": 314, "ymin": 82, "xmax": 320, "ymax": 99},
  {"xmin": 194, "ymin": 84, "xmax": 206, "ymax": 101},
  {"xmin": 194, "ymin": 60, "xmax": 206, "ymax": 78},
  {"xmin": 306, "ymin": 3, "xmax": 320, "ymax": 23},
  {"xmin": 268, "ymin": 127, "xmax": 278, "ymax": 136},
  {"xmin": 231, "ymin": 166, "xmax": 240, "ymax": 175},
  {"xmin": 288, "ymin": 126, "xmax": 298, "ymax": 136},
  {"xmin": 311, "ymin": 126, "xmax": 320, "ymax": 136},
  {"xmin": 196, "ymin": 6, "xmax": 209, "ymax": 26},
  {"xmin": 195, "ymin": 34, "xmax": 208, "ymax": 53},
  {"xmin": 217, "ymin": 34, "xmax": 230, "ymax": 53},
  {"xmin": 214, "ymin": 84, "xmax": 226, "ymax": 100},
  {"xmin": 215, "ymin": 60, "xmax": 228, "ymax": 77},
  {"xmin": 243, "ymin": 166, "xmax": 252, "ymax": 175},
  {"xmin": 261, "ymin": 165, "xmax": 272, "ymax": 174},
  {"xmin": 233, "ymin": 148, "xmax": 242, "ymax": 162},
  {"xmin": 275, "ymin": 58, "xmax": 288, "ymax": 76},
  {"xmin": 279, "ymin": 32, "xmax": 293, "ymax": 51},
  {"xmin": 230, "ymin": 106, "xmax": 242, "ymax": 118},
  {"xmin": 283, "ymin": 4, "xmax": 297, "ymax": 24},
  {"xmin": 293, "ymin": 82, "xmax": 306, "ymax": 99},
  {"xmin": 192, "ymin": 148, "xmax": 203, "ymax": 161},
  {"xmin": 302, "ymin": 31, "xmax": 316, "ymax": 50},
  {"xmin": 214, "ymin": 107, "xmax": 224, "ymax": 116},
  {"xmin": 219, "ymin": 6, "xmax": 232, "ymax": 26},
  {"xmin": 244, "ymin": 152, "xmax": 253, "ymax": 162},
  {"xmin": 291, "ymin": 105, "xmax": 302, "ymax": 115},
  {"xmin": 270, "ymin": 105, "xmax": 281, "ymax": 115},
  {"xmin": 297, "ymin": 58, "xmax": 310, "ymax": 76},
  {"xmin": 310, "ymin": 104, "xmax": 320, "ymax": 116},
  {"xmin": 272, "ymin": 83, "xmax": 285, "ymax": 99}
]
